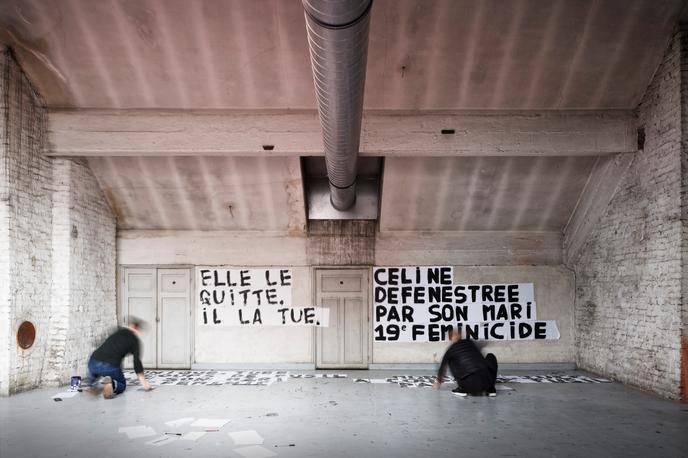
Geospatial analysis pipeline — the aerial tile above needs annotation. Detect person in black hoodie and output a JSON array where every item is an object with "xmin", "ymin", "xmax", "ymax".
[
  {"xmin": 433, "ymin": 327, "xmax": 498, "ymax": 397},
  {"xmin": 84, "ymin": 317, "xmax": 152, "ymax": 398}
]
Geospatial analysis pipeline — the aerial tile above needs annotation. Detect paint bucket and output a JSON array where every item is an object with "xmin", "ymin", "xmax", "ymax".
[{"xmin": 70, "ymin": 376, "xmax": 81, "ymax": 391}]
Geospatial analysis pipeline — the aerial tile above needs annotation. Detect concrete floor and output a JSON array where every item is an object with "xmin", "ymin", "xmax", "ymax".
[{"xmin": 0, "ymin": 371, "xmax": 686, "ymax": 458}]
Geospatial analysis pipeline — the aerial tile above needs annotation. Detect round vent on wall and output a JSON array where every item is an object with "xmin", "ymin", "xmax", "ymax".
[{"xmin": 17, "ymin": 321, "xmax": 36, "ymax": 349}]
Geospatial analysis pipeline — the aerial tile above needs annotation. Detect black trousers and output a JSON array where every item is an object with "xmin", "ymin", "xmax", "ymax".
[{"xmin": 452, "ymin": 353, "xmax": 498, "ymax": 393}]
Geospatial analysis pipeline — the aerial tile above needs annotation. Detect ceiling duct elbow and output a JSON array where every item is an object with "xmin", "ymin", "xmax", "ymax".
[{"xmin": 303, "ymin": 0, "xmax": 372, "ymax": 211}]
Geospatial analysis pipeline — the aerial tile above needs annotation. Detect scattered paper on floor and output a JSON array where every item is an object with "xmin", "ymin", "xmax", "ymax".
[
  {"xmin": 118, "ymin": 425, "xmax": 157, "ymax": 439},
  {"xmin": 181, "ymin": 431, "xmax": 207, "ymax": 441},
  {"xmin": 190, "ymin": 418, "xmax": 230, "ymax": 428},
  {"xmin": 229, "ymin": 430, "xmax": 264, "ymax": 445},
  {"xmin": 165, "ymin": 417, "xmax": 194, "ymax": 427},
  {"xmin": 234, "ymin": 445, "xmax": 277, "ymax": 458}
]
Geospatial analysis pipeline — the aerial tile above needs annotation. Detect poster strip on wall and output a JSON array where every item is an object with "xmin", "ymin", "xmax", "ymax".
[
  {"xmin": 196, "ymin": 267, "xmax": 328, "ymax": 326},
  {"xmin": 373, "ymin": 266, "xmax": 560, "ymax": 342}
]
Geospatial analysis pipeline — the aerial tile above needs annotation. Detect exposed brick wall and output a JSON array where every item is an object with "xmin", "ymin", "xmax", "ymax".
[
  {"xmin": 43, "ymin": 159, "xmax": 117, "ymax": 386},
  {"xmin": 572, "ymin": 32, "xmax": 683, "ymax": 399},
  {"xmin": 0, "ymin": 48, "xmax": 52, "ymax": 395},
  {"xmin": 0, "ymin": 49, "xmax": 116, "ymax": 394},
  {"xmin": 680, "ymin": 25, "xmax": 688, "ymax": 402},
  {"xmin": 42, "ymin": 159, "xmax": 71, "ymax": 386},
  {"xmin": 0, "ymin": 50, "xmax": 11, "ymax": 396},
  {"xmin": 62, "ymin": 158, "xmax": 117, "ymax": 381}
]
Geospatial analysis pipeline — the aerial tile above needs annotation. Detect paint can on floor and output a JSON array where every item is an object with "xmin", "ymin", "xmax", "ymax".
[{"xmin": 70, "ymin": 376, "xmax": 81, "ymax": 391}]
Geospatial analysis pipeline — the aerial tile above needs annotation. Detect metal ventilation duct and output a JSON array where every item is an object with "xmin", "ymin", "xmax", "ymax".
[{"xmin": 302, "ymin": 0, "xmax": 372, "ymax": 211}]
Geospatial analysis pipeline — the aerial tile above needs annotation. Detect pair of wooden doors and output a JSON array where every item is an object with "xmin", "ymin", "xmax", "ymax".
[
  {"xmin": 120, "ymin": 267, "xmax": 369, "ymax": 369},
  {"xmin": 121, "ymin": 268, "xmax": 191, "ymax": 369}
]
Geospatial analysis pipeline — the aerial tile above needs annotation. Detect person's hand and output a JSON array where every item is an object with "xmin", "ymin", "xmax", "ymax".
[
  {"xmin": 142, "ymin": 379, "xmax": 152, "ymax": 391},
  {"xmin": 433, "ymin": 381, "xmax": 441, "ymax": 390}
]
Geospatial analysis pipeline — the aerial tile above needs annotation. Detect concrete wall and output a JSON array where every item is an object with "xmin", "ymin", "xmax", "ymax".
[
  {"xmin": 0, "ymin": 49, "xmax": 117, "ymax": 394},
  {"xmin": 194, "ymin": 267, "xmax": 313, "ymax": 365},
  {"xmin": 119, "ymin": 229, "xmax": 574, "ymax": 366},
  {"xmin": 570, "ymin": 32, "xmax": 683, "ymax": 399}
]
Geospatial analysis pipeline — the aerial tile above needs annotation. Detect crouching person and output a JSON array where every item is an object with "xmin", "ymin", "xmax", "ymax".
[
  {"xmin": 84, "ymin": 317, "xmax": 152, "ymax": 398},
  {"xmin": 433, "ymin": 327, "xmax": 498, "ymax": 397}
]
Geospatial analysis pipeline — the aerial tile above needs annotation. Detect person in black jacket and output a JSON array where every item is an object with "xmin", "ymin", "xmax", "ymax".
[
  {"xmin": 433, "ymin": 327, "xmax": 498, "ymax": 397},
  {"xmin": 84, "ymin": 317, "xmax": 152, "ymax": 398}
]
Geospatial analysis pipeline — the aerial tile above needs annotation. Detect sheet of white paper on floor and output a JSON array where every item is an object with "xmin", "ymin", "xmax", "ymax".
[
  {"xmin": 369, "ymin": 379, "xmax": 388, "ymax": 384},
  {"xmin": 118, "ymin": 425, "xmax": 157, "ymax": 439},
  {"xmin": 190, "ymin": 418, "xmax": 230, "ymax": 428},
  {"xmin": 181, "ymin": 431, "xmax": 207, "ymax": 441},
  {"xmin": 52, "ymin": 392, "xmax": 78, "ymax": 399},
  {"xmin": 165, "ymin": 417, "xmax": 194, "ymax": 427},
  {"xmin": 146, "ymin": 435, "xmax": 179, "ymax": 447},
  {"xmin": 234, "ymin": 445, "xmax": 277, "ymax": 458},
  {"xmin": 229, "ymin": 430, "xmax": 264, "ymax": 445}
]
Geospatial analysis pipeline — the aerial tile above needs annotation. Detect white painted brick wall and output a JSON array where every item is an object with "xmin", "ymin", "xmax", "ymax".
[
  {"xmin": 0, "ymin": 48, "xmax": 52, "ymax": 394},
  {"xmin": 572, "ymin": 32, "xmax": 683, "ymax": 399},
  {"xmin": 679, "ymin": 26, "xmax": 688, "ymax": 400},
  {"xmin": 1, "ymin": 49, "xmax": 117, "ymax": 394},
  {"xmin": 43, "ymin": 159, "xmax": 72, "ymax": 386},
  {"xmin": 0, "ymin": 57, "xmax": 10, "ymax": 395},
  {"xmin": 61, "ymin": 158, "xmax": 117, "ymax": 383}
]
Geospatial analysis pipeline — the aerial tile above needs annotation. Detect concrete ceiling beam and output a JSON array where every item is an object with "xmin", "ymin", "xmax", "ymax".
[{"xmin": 48, "ymin": 109, "xmax": 637, "ymax": 157}]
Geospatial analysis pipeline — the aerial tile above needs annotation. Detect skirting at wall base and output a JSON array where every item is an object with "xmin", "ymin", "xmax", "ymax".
[
  {"xmin": 191, "ymin": 363, "xmax": 316, "ymax": 371},
  {"xmin": 368, "ymin": 362, "xmax": 577, "ymax": 371},
  {"xmin": 190, "ymin": 363, "xmax": 577, "ymax": 371}
]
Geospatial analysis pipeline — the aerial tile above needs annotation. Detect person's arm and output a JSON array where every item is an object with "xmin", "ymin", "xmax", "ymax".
[
  {"xmin": 131, "ymin": 338, "xmax": 152, "ymax": 391},
  {"xmin": 433, "ymin": 349, "xmax": 451, "ymax": 389},
  {"xmin": 137, "ymin": 372, "xmax": 151, "ymax": 391}
]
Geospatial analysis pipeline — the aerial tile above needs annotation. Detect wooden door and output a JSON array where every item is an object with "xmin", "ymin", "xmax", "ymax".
[
  {"xmin": 157, "ymin": 269, "xmax": 191, "ymax": 369},
  {"xmin": 316, "ymin": 269, "xmax": 369, "ymax": 368}
]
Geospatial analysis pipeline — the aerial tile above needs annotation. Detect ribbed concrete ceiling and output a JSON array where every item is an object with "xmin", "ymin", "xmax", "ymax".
[
  {"xmin": 87, "ymin": 156, "xmax": 306, "ymax": 232},
  {"xmin": 380, "ymin": 156, "xmax": 597, "ymax": 232},
  {"xmin": 2, "ymin": 0, "xmax": 684, "ymax": 233},
  {"xmin": 1, "ymin": 0, "xmax": 684, "ymax": 110},
  {"xmin": 88, "ymin": 155, "xmax": 595, "ymax": 233}
]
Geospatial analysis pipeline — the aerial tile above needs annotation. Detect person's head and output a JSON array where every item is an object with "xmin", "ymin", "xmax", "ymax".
[
  {"xmin": 448, "ymin": 326, "xmax": 462, "ymax": 343},
  {"xmin": 127, "ymin": 316, "xmax": 146, "ymax": 332}
]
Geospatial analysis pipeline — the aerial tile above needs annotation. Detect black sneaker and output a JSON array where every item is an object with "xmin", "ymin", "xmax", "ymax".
[
  {"xmin": 487, "ymin": 389, "xmax": 497, "ymax": 397},
  {"xmin": 451, "ymin": 387, "xmax": 468, "ymax": 397}
]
